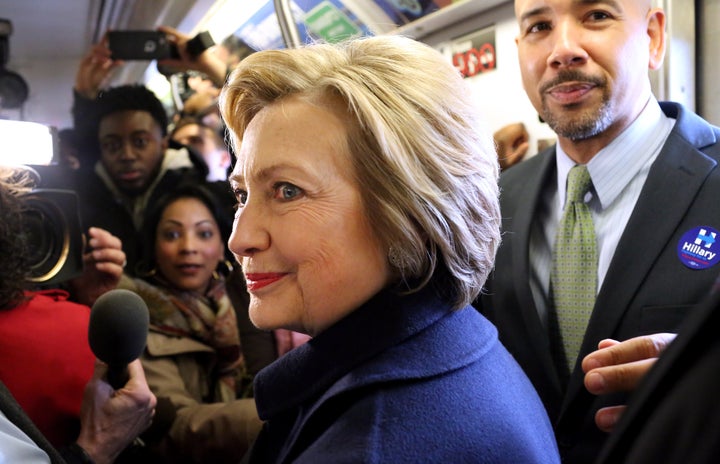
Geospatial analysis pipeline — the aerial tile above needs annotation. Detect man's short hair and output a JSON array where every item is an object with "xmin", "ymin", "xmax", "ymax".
[{"xmin": 95, "ymin": 84, "xmax": 169, "ymax": 137}]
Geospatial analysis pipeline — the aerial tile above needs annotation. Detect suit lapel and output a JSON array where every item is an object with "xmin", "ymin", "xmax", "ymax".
[
  {"xmin": 560, "ymin": 103, "xmax": 719, "ymax": 416},
  {"xmin": 509, "ymin": 151, "xmax": 565, "ymax": 393}
]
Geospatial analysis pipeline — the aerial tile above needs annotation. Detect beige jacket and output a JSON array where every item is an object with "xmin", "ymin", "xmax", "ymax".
[
  {"xmin": 119, "ymin": 275, "xmax": 264, "ymax": 463},
  {"xmin": 142, "ymin": 332, "xmax": 262, "ymax": 463}
]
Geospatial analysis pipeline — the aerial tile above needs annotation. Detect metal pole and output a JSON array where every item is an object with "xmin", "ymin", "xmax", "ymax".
[{"xmin": 273, "ymin": 0, "xmax": 302, "ymax": 48}]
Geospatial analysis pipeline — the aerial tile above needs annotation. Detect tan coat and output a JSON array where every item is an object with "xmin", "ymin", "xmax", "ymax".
[
  {"xmin": 118, "ymin": 275, "xmax": 265, "ymax": 463},
  {"xmin": 142, "ymin": 330, "xmax": 263, "ymax": 463}
]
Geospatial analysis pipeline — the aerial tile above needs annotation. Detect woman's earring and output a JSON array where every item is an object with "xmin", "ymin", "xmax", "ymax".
[
  {"xmin": 388, "ymin": 246, "xmax": 403, "ymax": 270},
  {"xmin": 213, "ymin": 260, "xmax": 235, "ymax": 280},
  {"xmin": 144, "ymin": 267, "xmax": 157, "ymax": 278}
]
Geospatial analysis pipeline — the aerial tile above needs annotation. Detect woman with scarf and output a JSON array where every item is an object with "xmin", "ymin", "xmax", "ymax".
[{"xmin": 118, "ymin": 183, "xmax": 265, "ymax": 463}]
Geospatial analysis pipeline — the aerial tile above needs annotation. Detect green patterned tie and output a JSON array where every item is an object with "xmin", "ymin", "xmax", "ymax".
[{"xmin": 551, "ymin": 165, "xmax": 597, "ymax": 371}]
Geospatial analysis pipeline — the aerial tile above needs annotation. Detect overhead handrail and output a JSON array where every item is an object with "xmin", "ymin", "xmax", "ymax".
[{"xmin": 273, "ymin": 0, "xmax": 302, "ymax": 48}]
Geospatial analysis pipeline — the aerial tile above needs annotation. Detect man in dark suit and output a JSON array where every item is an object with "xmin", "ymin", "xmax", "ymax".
[
  {"xmin": 591, "ymin": 275, "xmax": 720, "ymax": 463},
  {"xmin": 478, "ymin": 1, "xmax": 720, "ymax": 462}
]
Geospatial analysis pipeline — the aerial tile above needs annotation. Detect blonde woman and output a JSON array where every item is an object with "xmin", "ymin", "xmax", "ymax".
[{"xmin": 221, "ymin": 36, "xmax": 560, "ymax": 463}]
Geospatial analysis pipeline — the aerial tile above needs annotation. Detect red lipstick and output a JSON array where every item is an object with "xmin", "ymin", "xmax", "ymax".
[{"xmin": 245, "ymin": 272, "xmax": 286, "ymax": 291}]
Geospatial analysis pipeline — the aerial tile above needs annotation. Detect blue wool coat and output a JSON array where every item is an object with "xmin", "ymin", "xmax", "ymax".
[{"xmin": 245, "ymin": 287, "xmax": 560, "ymax": 463}]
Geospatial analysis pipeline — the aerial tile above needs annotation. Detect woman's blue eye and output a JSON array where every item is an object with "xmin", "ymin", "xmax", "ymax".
[{"xmin": 275, "ymin": 183, "xmax": 302, "ymax": 200}]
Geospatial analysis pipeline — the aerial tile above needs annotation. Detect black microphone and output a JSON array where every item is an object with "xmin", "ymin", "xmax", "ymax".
[{"xmin": 88, "ymin": 289, "xmax": 150, "ymax": 389}]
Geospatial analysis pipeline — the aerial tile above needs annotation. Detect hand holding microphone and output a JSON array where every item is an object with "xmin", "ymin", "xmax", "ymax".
[
  {"xmin": 76, "ymin": 289, "xmax": 156, "ymax": 463},
  {"xmin": 88, "ymin": 289, "xmax": 150, "ymax": 389}
]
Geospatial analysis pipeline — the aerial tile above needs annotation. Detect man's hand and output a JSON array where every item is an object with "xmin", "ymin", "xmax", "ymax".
[
  {"xmin": 582, "ymin": 333, "xmax": 677, "ymax": 432},
  {"xmin": 75, "ymin": 360, "xmax": 157, "ymax": 464},
  {"xmin": 68, "ymin": 227, "xmax": 125, "ymax": 307},
  {"xmin": 157, "ymin": 26, "xmax": 228, "ymax": 88},
  {"xmin": 75, "ymin": 33, "xmax": 123, "ymax": 99}
]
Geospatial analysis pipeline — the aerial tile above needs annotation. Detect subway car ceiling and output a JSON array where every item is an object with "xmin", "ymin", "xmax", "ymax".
[
  {"xmin": 0, "ymin": 0, "xmax": 502, "ymax": 123},
  {"xmin": 0, "ymin": 0, "xmax": 716, "ymax": 166}
]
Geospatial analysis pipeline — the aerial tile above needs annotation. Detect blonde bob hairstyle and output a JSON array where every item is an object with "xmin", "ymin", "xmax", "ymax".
[{"xmin": 220, "ymin": 35, "xmax": 500, "ymax": 309}]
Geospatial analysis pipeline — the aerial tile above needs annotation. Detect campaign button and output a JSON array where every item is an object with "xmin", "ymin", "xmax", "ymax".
[{"xmin": 677, "ymin": 226, "xmax": 720, "ymax": 269}]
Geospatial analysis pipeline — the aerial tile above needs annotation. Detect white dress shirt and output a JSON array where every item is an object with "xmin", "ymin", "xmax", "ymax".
[
  {"xmin": 0, "ymin": 409, "xmax": 50, "ymax": 464},
  {"xmin": 528, "ymin": 98, "xmax": 676, "ymax": 326}
]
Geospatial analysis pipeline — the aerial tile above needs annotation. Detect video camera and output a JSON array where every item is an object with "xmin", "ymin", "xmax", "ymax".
[
  {"xmin": 0, "ymin": 117, "xmax": 85, "ymax": 286},
  {"xmin": 20, "ymin": 185, "xmax": 84, "ymax": 286},
  {"xmin": 1, "ymin": 152, "xmax": 85, "ymax": 287}
]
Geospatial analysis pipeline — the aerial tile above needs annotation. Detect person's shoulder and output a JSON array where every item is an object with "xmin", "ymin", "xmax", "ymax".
[
  {"xmin": 20, "ymin": 289, "xmax": 90, "ymax": 312},
  {"xmin": 25, "ymin": 164, "xmax": 75, "ymax": 189},
  {"xmin": 496, "ymin": 148, "xmax": 554, "ymax": 207},
  {"xmin": 146, "ymin": 329, "xmax": 214, "ymax": 357},
  {"xmin": 500, "ymin": 148, "xmax": 554, "ymax": 184},
  {"xmin": 0, "ymin": 291, "xmax": 91, "ymax": 344},
  {"xmin": 64, "ymin": 166, "xmax": 106, "ymax": 194},
  {"xmin": 661, "ymin": 101, "xmax": 720, "ymax": 153}
]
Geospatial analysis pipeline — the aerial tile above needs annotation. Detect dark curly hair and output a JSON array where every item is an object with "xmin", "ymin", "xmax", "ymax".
[
  {"xmin": 95, "ymin": 84, "xmax": 169, "ymax": 137},
  {"xmin": 0, "ymin": 168, "xmax": 33, "ymax": 310}
]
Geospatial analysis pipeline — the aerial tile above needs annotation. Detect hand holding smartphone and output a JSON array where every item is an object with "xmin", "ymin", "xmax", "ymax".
[{"xmin": 108, "ymin": 30, "xmax": 180, "ymax": 60}]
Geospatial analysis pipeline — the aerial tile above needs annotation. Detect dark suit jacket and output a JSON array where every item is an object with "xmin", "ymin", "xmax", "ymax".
[
  {"xmin": 0, "ymin": 381, "xmax": 65, "ymax": 463},
  {"xmin": 596, "ymin": 276, "xmax": 720, "ymax": 463},
  {"xmin": 478, "ymin": 102, "xmax": 720, "ymax": 463}
]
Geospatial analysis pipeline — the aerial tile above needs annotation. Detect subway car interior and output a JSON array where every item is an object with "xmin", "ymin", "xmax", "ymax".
[
  {"xmin": 1, "ymin": 0, "xmax": 720, "ymax": 462},
  {"xmin": 0, "ymin": 0, "xmax": 717, "ymax": 165}
]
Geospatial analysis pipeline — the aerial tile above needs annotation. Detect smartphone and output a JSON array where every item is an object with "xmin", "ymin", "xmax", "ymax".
[{"xmin": 108, "ymin": 30, "xmax": 179, "ymax": 60}]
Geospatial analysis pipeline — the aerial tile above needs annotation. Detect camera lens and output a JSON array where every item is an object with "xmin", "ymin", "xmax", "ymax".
[
  {"xmin": 19, "ymin": 189, "xmax": 83, "ymax": 286},
  {"xmin": 21, "ymin": 195, "xmax": 70, "ymax": 283}
]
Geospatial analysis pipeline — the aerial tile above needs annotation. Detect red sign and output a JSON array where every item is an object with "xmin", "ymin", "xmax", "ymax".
[{"xmin": 450, "ymin": 26, "xmax": 496, "ymax": 78}]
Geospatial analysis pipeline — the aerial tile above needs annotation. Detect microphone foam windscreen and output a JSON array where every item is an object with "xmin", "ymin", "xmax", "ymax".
[{"xmin": 88, "ymin": 289, "xmax": 150, "ymax": 365}]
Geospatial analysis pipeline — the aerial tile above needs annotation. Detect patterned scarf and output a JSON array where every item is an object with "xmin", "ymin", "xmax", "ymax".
[{"xmin": 123, "ymin": 274, "xmax": 245, "ymax": 401}]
